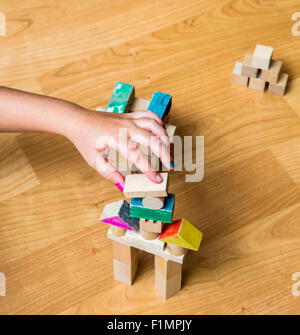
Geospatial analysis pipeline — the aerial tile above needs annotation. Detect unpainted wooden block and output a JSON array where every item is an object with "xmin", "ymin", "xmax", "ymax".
[
  {"xmin": 142, "ymin": 197, "xmax": 165, "ymax": 210},
  {"xmin": 129, "ymin": 97, "xmax": 150, "ymax": 112},
  {"xmin": 130, "ymin": 193, "xmax": 175, "ymax": 223},
  {"xmin": 167, "ymin": 243, "xmax": 188, "ymax": 256},
  {"xmin": 159, "ymin": 218, "xmax": 203, "ymax": 251},
  {"xmin": 249, "ymin": 73, "xmax": 266, "ymax": 92},
  {"xmin": 232, "ymin": 62, "xmax": 249, "ymax": 87},
  {"xmin": 260, "ymin": 60, "xmax": 282, "ymax": 84},
  {"xmin": 106, "ymin": 81, "xmax": 135, "ymax": 113},
  {"xmin": 165, "ymin": 124, "xmax": 176, "ymax": 143},
  {"xmin": 154, "ymin": 255, "xmax": 182, "ymax": 299},
  {"xmin": 100, "ymin": 200, "xmax": 139, "ymax": 231},
  {"xmin": 241, "ymin": 54, "xmax": 258, "ymax": 78},
  {"xmin": 140, "ymin": 229, "xmax": 159, "ymax": 240},
  {"xmin": 113, "ymin": 241, "xmax": 139, "ymax": 266},
  {"xmin": 123, "ymin": 172, "xmax": 168, "ymax": 198},
  {"xmin": 147, "ymin": 91, "xmax": 172, "ymax": 120},
  {"xmin": 268, "ymin": 73, "xmax": 288, "ymax": 96},
  {"xmin": 113, "ymin": 259, "xmax": 138, "ymax": 286},
  {"xmin": 252, "ymin": 45, "xmax": 273, "ymax": 70},
  {"xmin": 140, "ymin": 219, "xmax": 164, "ymax": 233}
]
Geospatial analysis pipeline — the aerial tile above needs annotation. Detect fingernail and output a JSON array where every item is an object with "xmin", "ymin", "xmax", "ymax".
[
  {"xmin": 115, "ymin": 183, "xmax": 124, "ymax": 192},
  {"xmin": 170, "ymin": 161, "xmax": 175, "ymax": 169},
  {"xmin": 156, "ymin": 174, "xmax": 163, "ymax": 182}
]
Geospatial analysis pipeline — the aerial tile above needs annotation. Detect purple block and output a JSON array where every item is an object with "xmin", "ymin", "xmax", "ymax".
[{"xmin": 101, "ymin": 216, "xmax": 133, "ymax": 230}]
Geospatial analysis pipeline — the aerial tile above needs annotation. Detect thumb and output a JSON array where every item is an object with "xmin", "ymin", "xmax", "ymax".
[{"xmin": 95, "ymin": 152, "xmax": 125, "ymax": 190}]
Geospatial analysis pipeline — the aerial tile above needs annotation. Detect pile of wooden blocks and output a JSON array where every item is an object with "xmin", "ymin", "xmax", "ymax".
[
  {"xmin": 232, "ymin": 44, "xmax": 289, "ymax": 96},
  {"xmin": 98, "ymin": 82, "xmax": 203, "ymax": 299}
]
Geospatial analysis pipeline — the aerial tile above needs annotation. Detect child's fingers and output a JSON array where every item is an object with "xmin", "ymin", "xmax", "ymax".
[
  {"xmin": 126, "ymin": 111, "xmax": 163, "ymax": 125},
  {"xmin": 118, "ymin": 140, "xmax": 163, "ymax": 183},
  {"xmin": 95, "ymin": 152, "xmax": 125, "ymax": 187},
  {"xmin": 129, "ymin": 128, "xmax": 171, "ymax": 170},
  {"xmin": 133, "ymin": 118, "xmax": 170, "ymax": 147}
]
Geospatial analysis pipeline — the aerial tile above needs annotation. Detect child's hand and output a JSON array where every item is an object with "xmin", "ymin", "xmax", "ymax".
[{"xmin": 68, "ymin": 109, "xmax": 171, "ymax": 189}]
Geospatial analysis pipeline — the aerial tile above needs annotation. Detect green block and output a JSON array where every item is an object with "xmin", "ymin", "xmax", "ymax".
[
  {"xmin": 106, "ymin": 81, "xmax": 135, "ymax": 113},
  {"xmin": 130, "ymin": 194, "xmax": 174, "ymax": 223}
]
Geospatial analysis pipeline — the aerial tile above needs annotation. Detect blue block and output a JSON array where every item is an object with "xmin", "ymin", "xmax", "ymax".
[{"xmin": 147, "ymin": 91, "xmax": 172, "ymax": 119}]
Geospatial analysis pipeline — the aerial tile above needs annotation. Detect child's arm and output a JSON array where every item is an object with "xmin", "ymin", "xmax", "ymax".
[{"xmin": 0, "ymin": 86, "xmax": 171, "ymax": 189}]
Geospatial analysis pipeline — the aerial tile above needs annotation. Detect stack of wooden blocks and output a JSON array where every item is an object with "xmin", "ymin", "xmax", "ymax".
[
  {"xmin": 98, "ymin": 82, "xmax": 203, "ymax": 299},
  {"xmin": 232, "ymin": 44, "xmax": 289, "ymax": 96}
]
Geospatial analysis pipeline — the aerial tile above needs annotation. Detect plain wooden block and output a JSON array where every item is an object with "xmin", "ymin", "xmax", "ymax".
[
  {"xmin": 129, "ymin": 97, "xmax": 150, "ymax": 112},
  {"xmin": 106, "ymin": 81, "xmax": 135, "ymax": 113},
  {"xmin": 232, "ymin": 62, "xmax": 249, "ymax": 87},
  {"xmin": 123, "ymin": 172, "xmax": 168, "ymax": 198},
  {"xmin": 140, "ymin": 229, "xmax": 159, "ymax": 240},
  {"xmin": 167, "ymin": 243, "xmax": 188, "ymax": 256},
  {"xmin": 113, "ymin": 259, "xmax": 138, "ymax": 286},
  {"xmin": 140, "ymin": 219, "xmax": 164, "ymax": 233},
  {"xmin": 113, "ymin": 241, "xmax": 139, "ymax": 266},
  {"xmin": 260, "ymin": 60, "xmax": 282, "ymax": 84},
  {"xmin": 241, "ymin": 54, "xmax": 258, "ymax": 78},
  {"xmin": 142, "ymin": 197, "xmax": 165, "ymax": 210},
  {"xmin": 249, "ymin": 73, "xmax": 266, "ymax": 92},
  {"xmin": 268, "ymin": 73, "xmax": 288, "ymax": 96},
  {"xmin": 147, "ymin": 91, "xmax": 172, "ymax": 120},
  {"xmin": 165, "ymin": 124, "xmax": 176, "ymax": 143},
  {"xmin": 252, "ymin": 44, "xmax": 273, "ymax": 70},
  {"xmin": 159, "ymin": 218, "xmax": 203, "ymax": 251},
  {"xmin": 155, "ymin": 255, "xmax": 182, "ymax": 299},
  {"xmin": 111, "ymin": 225, "xmax": 126, "ymax": 237}
]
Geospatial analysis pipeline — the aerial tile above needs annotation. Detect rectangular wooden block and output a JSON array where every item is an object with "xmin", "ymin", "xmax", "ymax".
[
  {"xmin": 260, "ymin": 60, "xmax": 282, "ymax": 84},
  {"xmin": 106, "ymin": 81, "xmax": 135, "ymax": 113},
  {"xmin": 113, "ymin": 259, "xmax": 138, "ymax": 286},
  {"xmin": 252, "ymin": 45, "xmax": 273, "ymax": 70},
  {"xmin": 268, "ymin": 73, "xmax": 288, "ymax": 96},
  {"xmin": 123, "ymin": 172, "xmax": 168, "ymax": 198},
  {"xmin": 165, "ymin": 124, "xmax": 176, "ymax": 143},
  {"xmin": 249, "ymin": 73, "xmax": 266, "ymax": 92},
  {"xmin": 232, "ymin": 62, "xmax": 249, "ymax": 87},
  {"xmin": 129, "ymin": 97, "xmax": 150, "ymax": 112},
  {"xmin": 241, "ymin": 54, "xmax": 258, "ymax": 78},
  {"xmin": 130, "ymin": 193, "xmax": 175, "ymax": 223},
  {"xmin": 140, "ymin": 219, "xmax": 164, "ymax": 233},
  {"xmin": 155, "ymin": 255, "xmax": 182, "ymax": 299},
  {"xmin": 147, "ymin": 91, "xmax": 172, "ymax": 120},
  {"xmin": 113, "ymin": 241, "xmax": 139, "ymax": 265},
  {"xmin": 107, "ymin": 228, "xmax": 186, "ymax": 264}
]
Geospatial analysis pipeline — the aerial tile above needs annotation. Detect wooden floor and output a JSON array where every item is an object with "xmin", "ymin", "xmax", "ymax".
[{"xmin": 1, "ymin": 0, "xmax": 300, "ymax": 315}]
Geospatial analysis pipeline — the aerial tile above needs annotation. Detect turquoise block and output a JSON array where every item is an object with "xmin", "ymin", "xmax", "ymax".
[
  {"xmin": 106, "ymin": 81, "xmax": 135, "ymax": 113},
  {"xmin": 130, "ymin": 193, "xmax": 175, "ymax": 223},
  {"xmin": 147, "ymin": 91, "xmax": 172, "ymax": 119}
]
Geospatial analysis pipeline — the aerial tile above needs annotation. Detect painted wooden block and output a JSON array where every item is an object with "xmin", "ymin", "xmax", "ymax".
[
  {"xmin": 159, "ymin": 218, "xmax": 202, "ymax": 251},
  {"xmin": 139, "ymin": 219, "xmax": 164, "ymax": 233},
  {"xmin": 260, "ymin": 60, "xmax": 282, "ymax": 84},
  {"xmin": 252, "ymin": 45, "xmax": 273, "ymax": 70},
  {"xmin": 155, "ymin": 255, "xmax": 182, "ymax": 299},
  {"xmin": 96, "ymin": 106, "xmax": 106, "ymax": 112},
  {"xmin": 107, "ymin": 228, "xmax": 185, "ymax": 264},
  {"xmin": 147, "ymin": 91, "xmax": 172, "ymax": 120},
  {"xmin": 142, "ymin": 197, "xmax": 165, "ymax": 210},
  {"xmin": 129, "ymin": 97, "xmax": 150, "ymax": 112},
  {"xmin": 130, "ymin": 193, "xmax": 175, "ymax": 223},
  {"xmin": 106, "ymin": 81, "xmax": 135, "ymax": 113},
  {"xmin": 268, "ymin": 73, "xmax": 288, "ymax": 96},
  {"xmin": 100, "ymin": 200, "xmax": 139, "ymax": 231},
  {"xmin": 249, "ymin": 73, "xmax": 266, "ymax": 92},
  {"xmin": 232, "ymin": 62, "xmax": 249, "ymax": 87},
  {"xmin": 241, "ymin": 54, "xmax": 258, "ymax": 78},
  {"xmin": 123, "ymin": 173, "xmax": 168, "ymax": 198}
]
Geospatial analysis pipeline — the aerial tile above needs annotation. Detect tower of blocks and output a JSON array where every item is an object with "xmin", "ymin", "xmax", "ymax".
[
  {"xmin": 98, "ymin": 82, "xmax": 203, "ymax": 299},
  {"xmin": 232, "ymin": 45, "xmax": 289, "ymax": 96}
]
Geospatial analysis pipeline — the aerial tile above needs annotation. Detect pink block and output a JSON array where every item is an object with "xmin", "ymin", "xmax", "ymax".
[{"xmin": 101, "ymin": 216, "xmax": 132, "ymax": 230}]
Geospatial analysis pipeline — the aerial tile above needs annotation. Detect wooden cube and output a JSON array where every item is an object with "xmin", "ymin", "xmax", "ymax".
[
  {"xmin": 241, "ymin": 54, "xmax": 258, "ymax": 78},
  {"xmin": 232, "ymin": 62, "xmax": 249, "ymax": 87},
  {"xmin": 252, "ymin": 45, "xmax": 273, "ymax": 70},
  {"xmin": 140, "ymin": 219, "xmax": 164, "ymax": 233},
  {"xmin": 249, "ymin": 73, "xmax": 266, "ymax": 92},
  {"xmin": 123, "ymin": 173, "xmax": 168, "ymax": 198},
  {"xmin": 260, "ymin": 60, "xmax": 282, "ymax": 84},
  {"xmin": 268, "ymin": 73, "xmax": 288, "ymax": 96}
]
